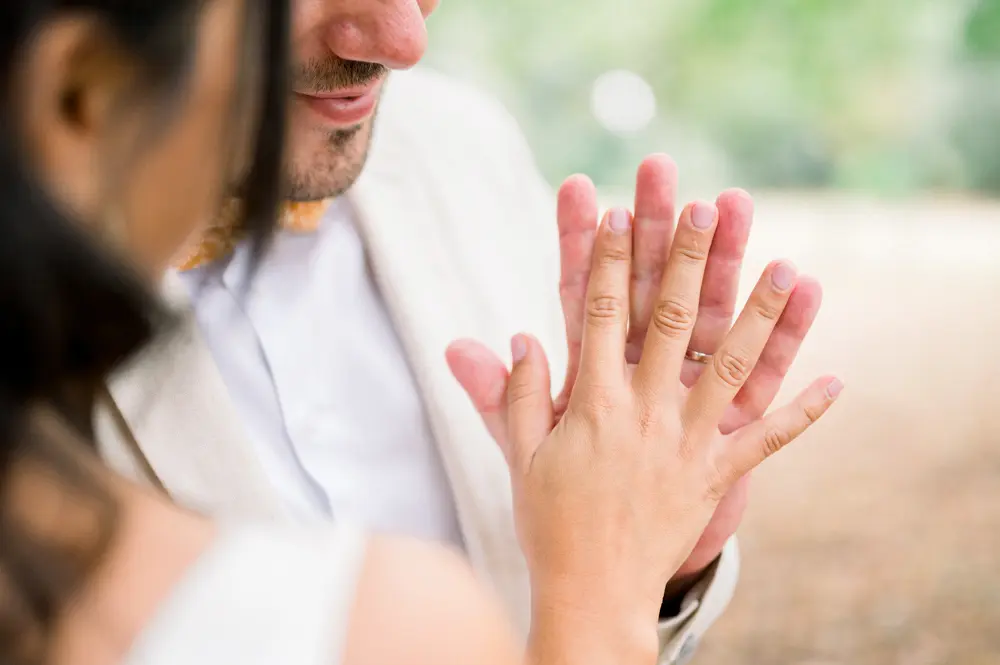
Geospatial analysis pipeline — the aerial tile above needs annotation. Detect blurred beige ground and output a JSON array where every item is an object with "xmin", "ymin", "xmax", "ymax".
[{"xmin": 695, "ymin": 194, "xmax": 1000, "ymax": 664}]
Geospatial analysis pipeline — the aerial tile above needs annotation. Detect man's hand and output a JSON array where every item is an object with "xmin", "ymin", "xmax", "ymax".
[{"xmin": 446, "ymin": 154, "xmax": 822, "ymax": 601}]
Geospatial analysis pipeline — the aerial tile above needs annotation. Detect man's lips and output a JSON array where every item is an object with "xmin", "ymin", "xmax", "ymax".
[{"xmin": 294, "ymin": 79, "xmax": 383, "ymax": 127}]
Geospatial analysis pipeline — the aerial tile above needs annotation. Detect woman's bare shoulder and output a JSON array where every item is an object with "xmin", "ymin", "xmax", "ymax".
[
  {"xmin": 343, "ymin": 535, "xmax": 521, "ymax": 665},
  {"xmin": 123, "ymin": 525, "xmax": 520, "ymax": 665}
]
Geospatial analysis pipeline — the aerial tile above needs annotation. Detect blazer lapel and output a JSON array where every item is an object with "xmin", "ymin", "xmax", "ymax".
[
  {"xmin": 348, "ymin": 118, "xmax": 530, "ymax": 629},
  {"xmin": 102, "ymin": 273, "xmax": 288, "ymax": 520}
]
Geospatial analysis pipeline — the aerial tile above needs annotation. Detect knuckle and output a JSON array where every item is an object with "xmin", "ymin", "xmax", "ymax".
[
  {"xmin": 586, "ymin": 295, "xmax": 626, "ymax": 324},
  {"xmin": 703, "ymin": 462, "xmax": 730, "ymax": 503},
  {"xmin": 713, "ymin": 350, "xmax": 753, "ymax": 387},
  {"xmin": 598, "ymin": 245, "xmax": 631, "ymax": 266},
  {"xmin": 675, "ymin": 429, "xmax": 698, "ymax": 461},
  {"xmin": 802, "ymin": 402, "xmax": 824, "ymax": 425},
  {"xmin": 717, "ymin": 305, "xmax": 737, "ymax": 320},
  {"xmin": 574, "ymin": 387, "xmax": 618, "ymax": 425},
  {"xmin": 675, "ymin": 244, "xmax": 709, "ymax": 265},
  {"xmin": 632, "ymin": 383, "xmax": 669, "ymax": 432},
  {"xmin": 651, "ymin": 298, "xmax": 696, "ymax": 337},
  {"xmin": 699, "ymin": 293, "xmax": 736, "ymax": 321},
  {"xmin": 559, "ymin": 276, "xmax": 588, "ymax": 298},
  {"xmin": 631, "ymin": 256, "xmax": 667, "ymax": 282},
  {"xmin": 762, "ymin": 427, "xmax": 791, "ymax": 457},
  {"xmin": 506, "ymin": 380, "xmax": 541, "ymax": 408},
  {"xmin": 634, "ymin": 402, "xmax": 662, "ymax": 439},
  {"xmin": 750, "ymin": 298, "xmax": 782, "ymax": 322}
]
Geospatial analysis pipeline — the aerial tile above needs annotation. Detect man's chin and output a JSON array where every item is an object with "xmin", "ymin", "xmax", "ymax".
[{"xmin": 284, "ymin": 113, "xmax": 377, "ymax": 202}]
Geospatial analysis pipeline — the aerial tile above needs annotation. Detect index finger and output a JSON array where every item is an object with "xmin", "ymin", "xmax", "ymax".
[{"xmin": 575, "ymin": 208, "xmax": 633, "ymax": 390}]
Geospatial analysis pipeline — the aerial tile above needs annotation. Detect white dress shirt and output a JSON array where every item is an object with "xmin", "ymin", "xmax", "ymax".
[{"xmin": 179, "ymin": 199, "xmax": 463, "ymax": 547}]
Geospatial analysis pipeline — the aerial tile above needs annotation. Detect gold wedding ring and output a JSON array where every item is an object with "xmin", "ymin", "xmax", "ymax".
[{"xmin": 684, "ymin": 349, "xmax": 713, "ymax": 364}]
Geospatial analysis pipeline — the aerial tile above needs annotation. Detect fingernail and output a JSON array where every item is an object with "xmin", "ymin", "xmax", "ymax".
[
  {"xmin": 608, "ymin": 208, "xmax": 630, "ymax": 235},
  {"xmin": 511, "ymin": 335, "xmax": 528, "ymax": 363},
  {"xmin": 826, "ymin": 378, "xmax": 844, "ymax": 399},
  {"xmin": 771, "ymin": 261, "xmax": 797, "ymax": 291},
  {"xmin": 691, "ymin": 202, "xmax": 716, "ymax": 229}
]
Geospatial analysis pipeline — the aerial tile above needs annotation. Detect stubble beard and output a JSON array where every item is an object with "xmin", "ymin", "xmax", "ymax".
[
  {"xmin": 284, "ymin": 112, "xmax": 378, "ymax": 203},
  {"xmin": 285, "ymin": 58, "xmax": 387, "ymax": 202}
]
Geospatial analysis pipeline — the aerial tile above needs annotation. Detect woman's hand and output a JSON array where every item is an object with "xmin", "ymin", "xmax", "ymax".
[
  {"xmin": 451, "ymin": 160, "xmax": 826, "ymax": 595},
  {"xmin": 452, "ymin": 201, "xmax": 840, "ymax": 664}
]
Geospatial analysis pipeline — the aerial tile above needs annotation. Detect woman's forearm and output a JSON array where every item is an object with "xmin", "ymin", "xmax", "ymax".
[{"xmin": 525, "ymin": 592, "xmax": 660, "ymax": 665}]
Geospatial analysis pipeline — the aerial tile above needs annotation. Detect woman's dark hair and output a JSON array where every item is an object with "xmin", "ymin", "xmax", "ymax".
[{"xmin": 0, "ymin": 1, "xmax": 290, "ymax": 663}]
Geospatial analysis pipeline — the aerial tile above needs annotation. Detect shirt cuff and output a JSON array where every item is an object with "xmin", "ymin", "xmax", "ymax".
[{"xmin": 655, "ymin": 537, "xmax": 740, "ymax": 665}]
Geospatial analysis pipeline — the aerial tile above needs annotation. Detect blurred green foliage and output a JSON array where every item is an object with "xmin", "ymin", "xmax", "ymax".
[{"xmin": 424, "ymin": 0, "xmax": 1000, "ymax": 195}]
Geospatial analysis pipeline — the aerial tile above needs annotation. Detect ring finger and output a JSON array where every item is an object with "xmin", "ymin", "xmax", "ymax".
[
  {"xmin": 680, "ymin": 189, "xmax": 754, "ymax": 387},
  {"xmin": 684, "ymin": 260, "xmax": 798, "ymax": 438}
]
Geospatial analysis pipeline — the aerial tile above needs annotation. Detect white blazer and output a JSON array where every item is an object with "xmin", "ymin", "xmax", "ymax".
[{"xmin": 96, "ymin": 68, "xmax": 738, "ymax": 665}]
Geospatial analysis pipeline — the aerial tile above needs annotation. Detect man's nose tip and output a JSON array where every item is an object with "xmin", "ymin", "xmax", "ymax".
[
  {"xmin": 324, "ymin": 6, "xmax": 429, "ymax": 71},
  {"xmin": 376, "ymin": 23, "xmax": 428, "ymax": 70}
]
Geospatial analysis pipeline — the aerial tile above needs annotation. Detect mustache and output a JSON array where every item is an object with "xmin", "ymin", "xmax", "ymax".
[{"xmin": 293, "ymin": 58, "xmax": 388, "ymax": 92}]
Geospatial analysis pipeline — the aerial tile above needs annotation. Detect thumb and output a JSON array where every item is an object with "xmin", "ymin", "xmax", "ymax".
[
  {"xmin": 506, "ymin": 334, "xmax": 554, "ymax": 470},
  {"xmin": 446, "ymin": 339, "xmax": 511, "ymax": 459}
]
